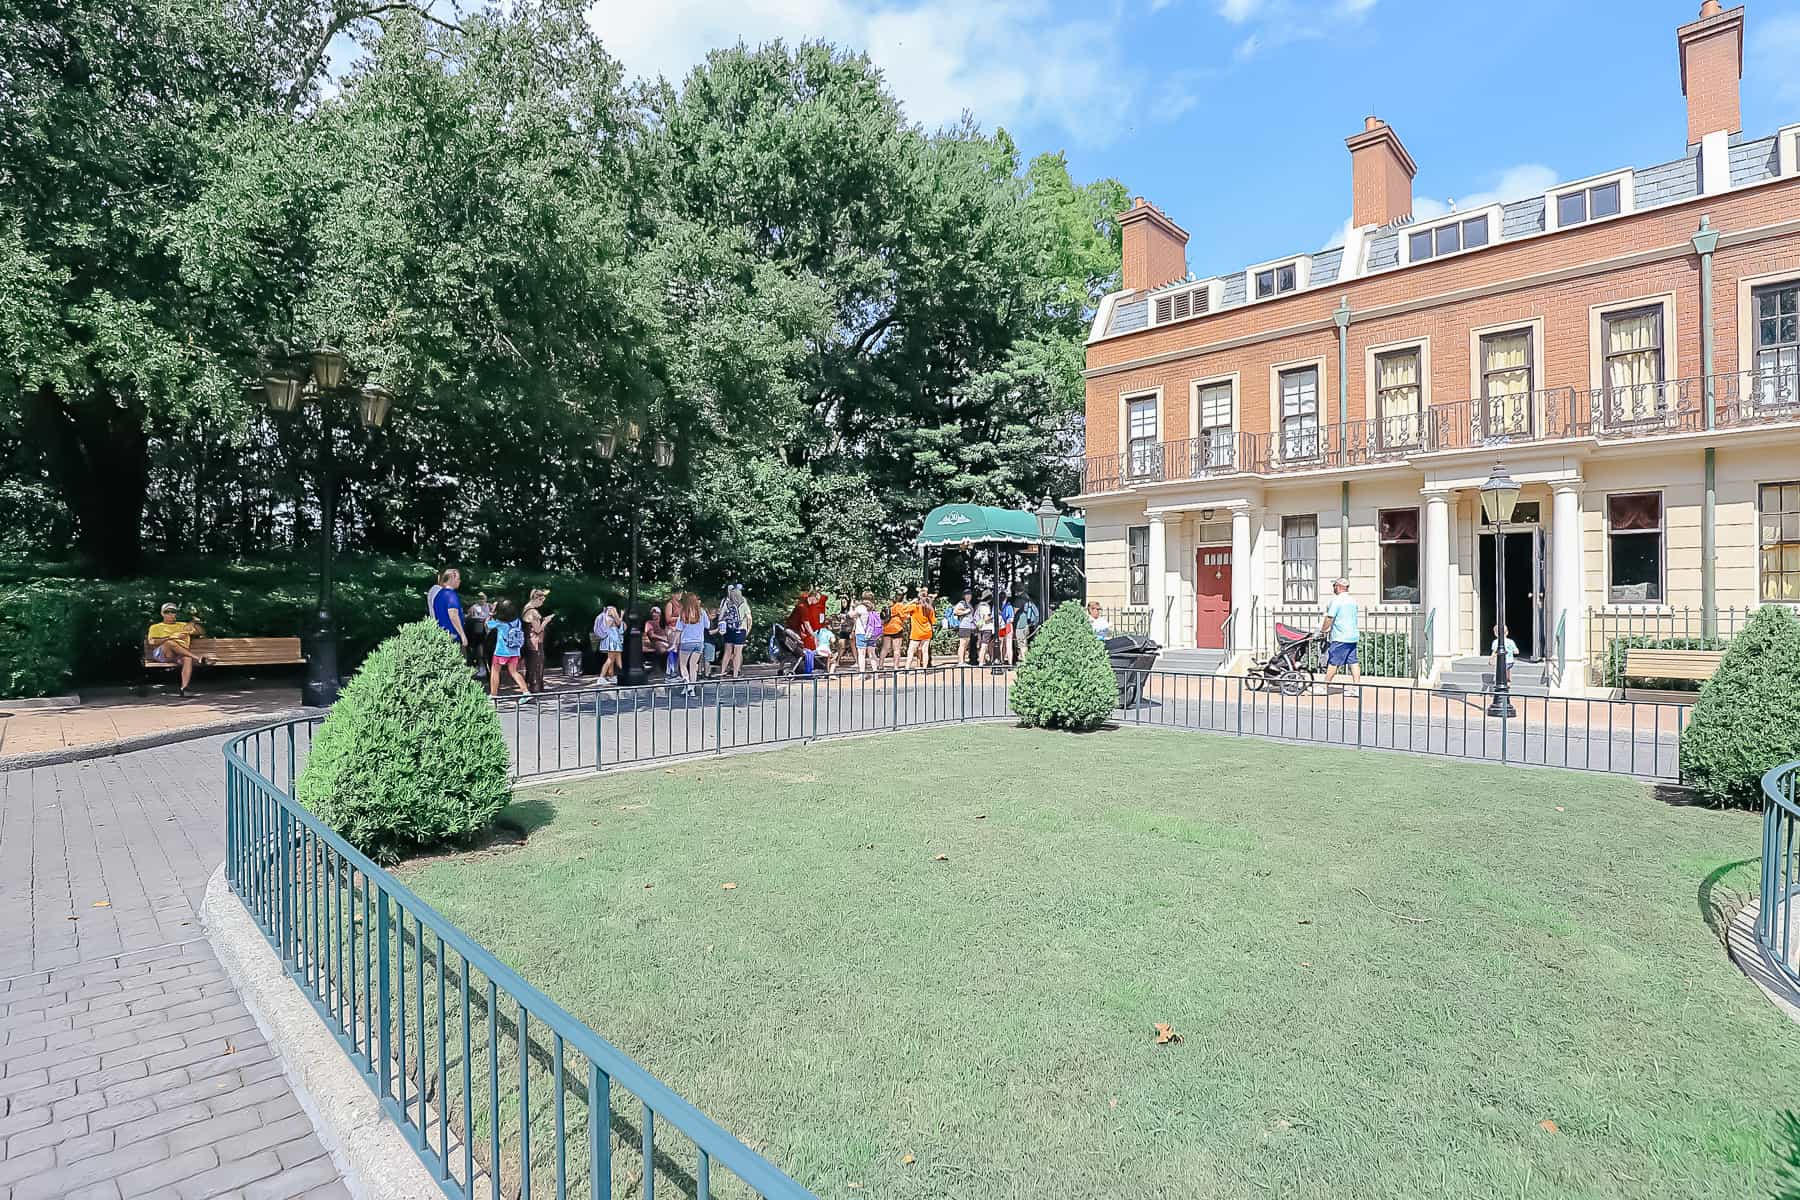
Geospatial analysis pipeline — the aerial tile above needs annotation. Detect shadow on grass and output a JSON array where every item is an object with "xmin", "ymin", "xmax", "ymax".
[
  {"xmin": 1697, "ymin": 857, "xmax": 1758, "ymax": 946},
  {"xmin": 495, "ymin": 795, "xmax": 558, "ymax": 839}
]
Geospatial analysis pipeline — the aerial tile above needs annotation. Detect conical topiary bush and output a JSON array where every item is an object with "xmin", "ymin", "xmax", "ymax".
[
  {"xmin": 297, "ymin": 619, "xmax": 512, "ymax": 862},
  {"xmin": 1679, "ymin": 604, "xmax": 1800, "ymax": 808},
  {"xmin": 1009, "ymin": 600, "xmax": 1119, "ymax": 731}
]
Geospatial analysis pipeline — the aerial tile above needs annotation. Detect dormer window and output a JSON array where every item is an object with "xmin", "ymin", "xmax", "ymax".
[
  {"xmin": 1407, "ymin": 215, "xmax": 1490, "ymax": 263},
  {"xmin": 1546, "ymin": 171, "xmax": 1632, "ymax": 231},
  {"xmin": 1256, "ymin": 263, "xmax": 1298, "ymax": 299},
  {"xmin": 1150, "ymin": 282, "xmax": 1214, "ymax": 326}
]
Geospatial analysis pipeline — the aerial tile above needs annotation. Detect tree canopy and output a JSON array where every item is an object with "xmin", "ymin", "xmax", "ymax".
[{"xmin": 0, "ymin": 0, "xmax": 1126, "ymax": 596}]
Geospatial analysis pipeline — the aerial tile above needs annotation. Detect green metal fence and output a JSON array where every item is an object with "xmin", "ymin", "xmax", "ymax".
[
  {"xmin": 1758, "ymin": 761, "xmax": 1800, "ymax": 992},
  {"xmin": 223, "ymin": 722, "xmax": 817, "ymax": 1200}
]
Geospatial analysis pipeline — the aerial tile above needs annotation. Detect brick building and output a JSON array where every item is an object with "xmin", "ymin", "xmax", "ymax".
[{"xmin": 1073, "ymin": 2, "xmax": 1800, "ymax": 691}]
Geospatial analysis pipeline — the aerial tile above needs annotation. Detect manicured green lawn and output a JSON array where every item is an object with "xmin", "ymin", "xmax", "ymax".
[{"xmin": 402, "ymin": 727, "xmax": 1794, "ymax": 1199}]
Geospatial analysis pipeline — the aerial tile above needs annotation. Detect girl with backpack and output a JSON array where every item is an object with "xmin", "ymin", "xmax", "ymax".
[{"xmin": 486, "ymin": 599, "xmax": 531, "ymax": 698}]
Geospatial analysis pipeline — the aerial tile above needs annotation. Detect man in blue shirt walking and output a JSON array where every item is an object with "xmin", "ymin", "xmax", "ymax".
[
  {"xmin": 432, "ymin": 567, "xmax": 469, "ymax": 649},
  {"xmin": 1321, "ymin": 576, "xmax": 1361, "ymax": 687}
]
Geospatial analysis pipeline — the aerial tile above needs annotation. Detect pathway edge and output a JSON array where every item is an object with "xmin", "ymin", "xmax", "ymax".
[{"xmin": 0, "ymin": 707, "xmax": 318, "ymax": 770}]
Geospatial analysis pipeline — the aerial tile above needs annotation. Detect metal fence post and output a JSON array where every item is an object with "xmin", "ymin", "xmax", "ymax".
[
  {"xmin": 811, "ymin": 674, "xmax": 820, "ymax": 741},
  {"xmin": 278, "ymin": 807, "xmax": 292, "ymax": 966},
  {"xmin": 595, "ymin": 692, "xmax": 606, "ymax": 773},
  {"xmin": 959, "ymin": 666, "xmax": 967, "ymax": 722},
  {"xmin": 714, "ymin": 684, "xmax": 724, "ymax": 756},
  {"xmin": 376, "ymin": 889, "xmax": 392, "ymax": 1099}
]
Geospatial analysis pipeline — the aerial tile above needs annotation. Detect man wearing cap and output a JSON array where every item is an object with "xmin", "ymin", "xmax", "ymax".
[
  {"xmin": 147, "ymin": 603, "xmax": 209, "ymax": 696},
  {"xmin": 1321, "ymin": 577, "xmax": 1361, "ymax": 688}
]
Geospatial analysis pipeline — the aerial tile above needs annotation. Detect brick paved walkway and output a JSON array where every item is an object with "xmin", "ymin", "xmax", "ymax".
[{"xmin": 0, "ymin": 738, "xmax": 348, "ymax": 1200}]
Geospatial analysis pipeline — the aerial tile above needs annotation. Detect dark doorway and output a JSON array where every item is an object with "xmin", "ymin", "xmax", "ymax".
[{"xmin": 1478, "ymin": 528, "xmax": 1543, "ymax": 660}]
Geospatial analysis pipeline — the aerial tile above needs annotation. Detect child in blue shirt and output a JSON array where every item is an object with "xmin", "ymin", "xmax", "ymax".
[{"xmin": 487, "ymin": 599, "xmax": 531, "ymax": 697}]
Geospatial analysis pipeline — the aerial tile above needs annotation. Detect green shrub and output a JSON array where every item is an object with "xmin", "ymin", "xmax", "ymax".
[
  {"xmin": 0, "ymin": 583, "xmax": 86, "ymax": 699},
  {"xmin": 1600, "ymin": 634, "xmax": 1730, "ymax": 690},
  {"xmin": 1679, "ymin": 605, "xmax": 1800, "ymax": 808},
  {"xmin": 1009, "ymin": 600, "xmax": 1117, "ymax": 731},
  {"xmin": 1292, "ymin": 630, "xmax": 1413, "ymax": 678},
  {"xmin": 296, "ymin": 620, "xmax": 512, "ymax": 863}
]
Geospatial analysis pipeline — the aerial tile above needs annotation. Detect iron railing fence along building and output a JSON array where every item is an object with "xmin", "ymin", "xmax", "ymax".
[{"xmin": 1758, "ymin": 761, "xmax": 1800, "ymax": 994}]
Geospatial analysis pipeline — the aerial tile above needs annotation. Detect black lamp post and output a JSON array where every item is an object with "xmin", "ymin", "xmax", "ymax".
[
  {"xmin": 596, "ymin": 422, "xmax": 673, "ymax": 687},
  {"xmin": 1479, "ymin": 460, "xmax": 1521, "ymax": 719},
  {"xmin": 1033, "ymin": 495, "xmax": 1059, "ymax": 622},
  {"xmin": 264, "ymin": 347, "xmax": 394, "ymax": 708}
]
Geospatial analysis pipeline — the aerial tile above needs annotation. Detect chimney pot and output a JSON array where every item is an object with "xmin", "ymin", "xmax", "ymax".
[
  {"xmin": 1699, "ymin": 0, "xmax": 1721, "ymax": 16},
  {"xmin": 1364, "ymin": 115, "xmax": 1380, "ymax": 131}
]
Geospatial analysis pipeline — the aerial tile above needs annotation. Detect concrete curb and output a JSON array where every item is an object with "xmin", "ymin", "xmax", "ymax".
[
  {"xmin": 1725, "ymin": 897, "xmax": 1800, "ymax": 1025},
  {"xmin": 0, "ymin": 707, "xmax": 318, "ymax": 771},
  {"xmin": 202, "ymin": 866, "xmax": 446, "ymax": 1200}
]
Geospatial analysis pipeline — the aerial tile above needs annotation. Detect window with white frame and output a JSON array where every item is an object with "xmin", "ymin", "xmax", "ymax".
[
  {"xmin": 1762, "ymin": 481, "xmax": 1800, "ymax": 602},
  {"xmin": 1374, "ymin": 348, "xmax": 1422, "ymax": 447},
  {"xmin": 1554, "ymin": 179, "xmax": 1623, "ymax": 227},
  {"xmin": 1407, "ymin": 214, "xmax": 1490, "ymax": 263},
  {"xmin": 1281, "ymin": 515, "xmax": 1318, "ymax": 604},
  {"xmin": 1479, "ymin": 328, "xmax": 1535, "ymax": 437},
  {"xmin": 1600, "ymin": 306, "xmax": 1665, "ymax": 425},
  {"xmin": 1378, "ymin": 508, "xmax": 1420, "ymax": 604},
  {"xmin": 1607, "ymin": 492, "xmax": 1664, "ymax": 604},
  {"xmin": 1278, "ymin": 366, "xmax": 1320, "ymax": 460},
  {"xmin": 1255, "ymin": 261, "xmax": 1300, "ymax": 299},
  {"xmin": 1125, "ymin": 394, "xmax": 1158, "ymax": 478},
  {"xmin": 1753, "ymin": 282, "xmax": 1799, "ymax": 408},
  {"xmin": 1127, "ymin": 525, "xmax": 1150, "ymax": 606},
  {"xmin": 1195, "ymin": 380, "xmax": 1234, "ymax": 469}
]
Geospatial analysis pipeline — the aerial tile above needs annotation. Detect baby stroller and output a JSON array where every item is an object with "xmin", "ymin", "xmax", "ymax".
[
  {"xmin": 766, "ymin": 623, "xmax": 815, "ymax": 676},
  {"xmin": 1245, "ymin": 622, "xmax": 1321, "ymax": 696}
]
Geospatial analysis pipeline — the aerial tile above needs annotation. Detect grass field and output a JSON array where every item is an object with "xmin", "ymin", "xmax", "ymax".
[{"xmin": 401, "ymin": 726, "xmax": 1795, "ymax": 1199}]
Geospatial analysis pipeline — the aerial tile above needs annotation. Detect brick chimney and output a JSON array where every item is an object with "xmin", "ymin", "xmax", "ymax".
[
  {"xmin": 1677, "ymin": 2, "xmax": 1744, "ymax": 146},
  {"xmin": 1118, "ymin": 197, "xmax": 1189, "ymax": 293},
  {"xmin": 1345, "ymin": 116, "xmax": 1417, "ymax": 229}
]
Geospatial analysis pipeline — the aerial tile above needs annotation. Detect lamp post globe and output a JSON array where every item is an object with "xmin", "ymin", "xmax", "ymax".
[
  {"xmin": 1033, "ymin": 496, "xmax": 1059, "ymax": 621},
  {"xmin": 1480, "ymin": 461, "xmax": 1520, "ymax": 718}
]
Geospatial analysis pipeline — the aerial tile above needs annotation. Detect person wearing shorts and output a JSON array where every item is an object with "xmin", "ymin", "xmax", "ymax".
[
  {"xmin": 147, "ymin": 602, "xmax": 209, "ymax": 696},
  {"xmin": 882, "ymin": 596, "xmax": 909, "ymax": 669},
  {"xmin": 906, "ymin": 591, "xmax": 935, "ymax": 668},
  {"xmin": 718, "ymin": 585, "xmax": 751, "ymax": 678},
  {"xmin": 487, "ymin": 599, "xmax": 531, "ymax": 697},
  {"xmin": 1321, "ymin": 577, "xmax": 1361, "ymax": 687}
]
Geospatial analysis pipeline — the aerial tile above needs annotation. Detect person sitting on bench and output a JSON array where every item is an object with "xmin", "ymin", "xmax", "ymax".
[{"xmin": 147, "ymin": 602, "xmax": 210, "ymax": 696}]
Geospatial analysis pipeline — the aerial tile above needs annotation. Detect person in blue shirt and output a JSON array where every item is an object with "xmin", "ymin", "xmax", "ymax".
[
  {"xmin": 432, "ymin": 568, "xmax": 469, "ymax": 650},
  {"xmin": 1321, "ymin": 577, "xmax": 1361, "ymax": 686},
  {"xmin": 486, "ymin": 598, "xmax": 531, "ymax": 697}
]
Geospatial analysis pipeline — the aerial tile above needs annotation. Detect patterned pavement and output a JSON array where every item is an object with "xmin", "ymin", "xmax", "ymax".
[{"xmin": 0, "ymin": 739, "xmax": 348, "ymax": 1200}]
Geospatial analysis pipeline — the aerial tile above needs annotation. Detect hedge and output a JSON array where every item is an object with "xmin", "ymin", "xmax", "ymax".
[
  {"xmin": 1678, "ymin": 605, "xmax": 1800, "ymax": 808},
  {"xmin": 1009, "ymin": 601, "xmax": 1117, "ymax": 731},
  {"xmin": 0, "ymin": 583, "xmax": 87, "ymax": 700},
  {"xmin": 1599, "ymin": 634, "xmax": 1731, "ymax": 691},
  {"xmin": 1291, "ymin": 630, "xmax": 1414, "ymax": 678}
]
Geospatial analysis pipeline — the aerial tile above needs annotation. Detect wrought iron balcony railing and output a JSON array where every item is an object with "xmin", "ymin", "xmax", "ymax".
[{"xmin": 1079, "ymin": 371, "xmax": 1800, "ymax": 493}]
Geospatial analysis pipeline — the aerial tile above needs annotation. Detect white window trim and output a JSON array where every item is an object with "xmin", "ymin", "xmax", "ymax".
[
  {"xmin": 1544, "ymin": 168, "xmax": 1635, "ymax": 233},
  {"xmin": 1363, "ymin": 336, "xmax": 1431, "ymax": 426},
  {"xmin": 1127, "ymin": 524, "xmax": 1151, "ymax": 607},
  {"xmin": 1758, "ymin": 476, "xmax": 1800, "ymax": 607},
  {"xmin": 1147, "ymin": 279, "xmax": 1223, "ymax": 328},
  {"xmin": 1266, "ymin": 355, "xmax": 1329, "ymax": 435},
  {"xmin": 1779, "ymin": 124, "xmax": 1800, "ymax": 179},
  {"xmin": 1466, "ymin": 316, "xmax": 1546, "ymax": 410},
  {"xmin": 1603, "ymin": 488, "xmax": 1666, "ymax": 608},
  {"xmin": 1587, "ymin": 292, "xmax": 1679, "ymax": 391},
  {"xmin": 1117, "ymin": 387, "xmax": 1165, "ymax": 449},
  {"xmin": 1397, "ymin": 204, "xmax": 1504, "ymax": 266},
  {"xmin": 1187, "ymin": 372, "xmax": 1239, "ymax": 441},
  {"xmin": 1736, "ymin": 268, "xmax": 1800, "ymax": 386},
  {"xmin": 1245, "ymin": 254, "xmax": 1312, "ymax": 304}
]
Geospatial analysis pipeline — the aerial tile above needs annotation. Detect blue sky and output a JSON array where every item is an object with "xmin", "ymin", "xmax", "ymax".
[{"xmin": 592, "ymin": 0, "xmax": 1800, "ymax": 280}]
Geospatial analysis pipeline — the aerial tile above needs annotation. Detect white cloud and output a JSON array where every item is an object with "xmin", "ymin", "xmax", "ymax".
[
  {"xmin": 1226, "ymin": 0, "xmax": 1372, "ymax": 60},
  {"xmin": 1218, "ymin": 0, "xmax": 1263, "ymax": 21},
  {"xmin": 589, "ymin": 0, "xmax": 1154, "ymax": 146},
  {"xmin": 1321, "ymin": 162, "xmax": 1558, "ymax": 249},
  {"xmin": 1749, "ymin": 13, "xmax": 1800, "ymax": 106}
]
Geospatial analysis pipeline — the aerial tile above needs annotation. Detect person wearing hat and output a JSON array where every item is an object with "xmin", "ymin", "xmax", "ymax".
[
  {"xmin": 147, "ymin": 602, "xmax": 209, "ymax": 696},
  {"xmin": 1321, "ymin": 577, "xmax": 1362, "ymax": 687}
]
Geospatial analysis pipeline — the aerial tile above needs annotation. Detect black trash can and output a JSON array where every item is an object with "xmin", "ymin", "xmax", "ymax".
[
  {"xmin": 562, "ymin": 650, "xmax": 584, "ymax": 682},
  {"xmin": 1103, "ymin": 635, "xmax": 1162, "ymax": 709}
]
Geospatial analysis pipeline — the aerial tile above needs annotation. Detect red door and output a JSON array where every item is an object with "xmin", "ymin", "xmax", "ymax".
[{"xmin": 1196, "ymin": 548, "xmax": 1231, "ymax": 649}]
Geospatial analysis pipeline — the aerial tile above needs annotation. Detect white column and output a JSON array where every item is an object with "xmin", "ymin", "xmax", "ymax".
[
  {"xmin": 1424, "ymin": 489, "xmax": 1455, "ymax": 668},
  {"xmin": 1230, "ymin": 505, "xmax": 1253, "ymax": 652},
  {"xmin": 1552, "ymin": 481, "xmax": 1586, "ymax": 690},
  {"xmin": 1147, "ymin": 512, "xmax": 1169, "ymax": 646}
]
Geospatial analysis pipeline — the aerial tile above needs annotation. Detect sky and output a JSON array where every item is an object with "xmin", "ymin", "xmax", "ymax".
[{"xmin": 588, "ymin": 0, "xmax": 1800, "ymax": 281}]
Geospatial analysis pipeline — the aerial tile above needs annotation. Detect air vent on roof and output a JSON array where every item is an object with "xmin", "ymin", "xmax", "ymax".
[{"xmin": 1151, "ymin": 286, "xmax": 1208, "ymax": 326}]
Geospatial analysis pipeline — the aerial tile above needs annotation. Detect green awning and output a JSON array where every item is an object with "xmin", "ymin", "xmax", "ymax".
[{"xmin": 914, "ymin": 504, "xmax": 1084, "ymax": 550}]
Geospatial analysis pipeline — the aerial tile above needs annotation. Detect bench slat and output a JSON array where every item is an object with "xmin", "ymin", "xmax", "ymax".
[
  {"xmin": 143, "ymin": 637, "xmax": 306, "ymax": 668},
  {"xmin": 1622, "ymin": 648, "xmax": 1723, "ymax": 681}
]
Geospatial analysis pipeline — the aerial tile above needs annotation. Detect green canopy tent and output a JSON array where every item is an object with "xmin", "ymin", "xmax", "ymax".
[{"xmin": 913, "ymin": 503, "xmax": 1084, "ymax": 617}]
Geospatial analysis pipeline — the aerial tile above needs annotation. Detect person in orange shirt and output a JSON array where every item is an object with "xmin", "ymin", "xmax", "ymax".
[
  {"xmin": 906, "ymin": 590, "xmax": 936, "ymax": 668},
  {"xmin": 882, "ymin": 594, "xmax": 910, "ymax": 669}
]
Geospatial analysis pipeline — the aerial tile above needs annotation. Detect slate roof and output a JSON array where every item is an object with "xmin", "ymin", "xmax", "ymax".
[{"xmin": 1101, "ymin": 129, "xmax": 1791, "ymax": 340}]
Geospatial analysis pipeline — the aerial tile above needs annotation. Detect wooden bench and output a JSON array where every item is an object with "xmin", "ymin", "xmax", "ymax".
[
  {"xmin": 1620, "ymin": 648, "xmax": 1724, "ymax": 702},
  {"xmin": 142, "ymin": 637, "xmax": 307, "ymax": 688}
]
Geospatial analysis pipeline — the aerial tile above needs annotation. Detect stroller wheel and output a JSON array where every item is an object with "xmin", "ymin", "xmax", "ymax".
[
  {"xmin": 1277, "ymin": 668, "xmax": 1312, "ymax": 697},
  {"xmin": 1244, "ymin": 673, "xmax": 1266, "ymax": 692}
]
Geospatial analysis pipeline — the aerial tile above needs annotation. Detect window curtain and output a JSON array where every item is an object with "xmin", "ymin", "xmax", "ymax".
[
  {"xmin": 1377, "ymin": 352, "xmax": 1421, "ymax": 445},
  {"xmin": 1198, "ymin": 383, "xmax": 1233, "ymax": 466},
  {"xmin": 1606, "ymin": 312, "xmax": 1661, "ymax": 421},
  {"xmin": 1607, "ymin": 492, "xmax": 1661, "ymax": 531},
  {"xmin": 1482, "ymin": 332, "xmax": 1531, "ymax": 434},
  {"xmin": 1280, "ymin": 369, "xmax": 1319, "ymax": 459}
]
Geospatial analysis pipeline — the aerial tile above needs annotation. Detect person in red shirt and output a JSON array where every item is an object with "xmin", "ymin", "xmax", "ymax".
[{"xmin": 787, "ymin": 585, "xmax": 828, "ymax": 651}]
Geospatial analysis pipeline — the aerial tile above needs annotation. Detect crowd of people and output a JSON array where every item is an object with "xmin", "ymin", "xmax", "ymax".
[{"xmin": 422, "ymin": 569, "xmax": 1051, "ymax": 697}]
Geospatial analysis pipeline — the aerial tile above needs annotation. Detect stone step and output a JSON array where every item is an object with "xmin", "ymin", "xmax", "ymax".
[{"xmin": 1157, "ymin": 649, "xmax": 1230, "ymax": 675}]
